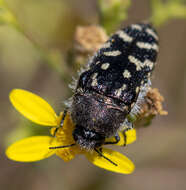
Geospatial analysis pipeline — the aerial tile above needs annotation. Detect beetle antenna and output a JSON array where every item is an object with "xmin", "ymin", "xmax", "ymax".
[{"xmin": 49, "ymin": 143, "xmax": 76, "ymax": 149}]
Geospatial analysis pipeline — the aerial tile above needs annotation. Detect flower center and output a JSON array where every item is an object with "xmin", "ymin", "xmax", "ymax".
[{"xmin": 50, "ymin": 112, "xmax": 85, "ymax": 162}]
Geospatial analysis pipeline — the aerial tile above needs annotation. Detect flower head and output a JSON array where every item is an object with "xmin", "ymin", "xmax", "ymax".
[{"xmin": 6, "ymin": 89, "xmax": 136, "ymax": 174}]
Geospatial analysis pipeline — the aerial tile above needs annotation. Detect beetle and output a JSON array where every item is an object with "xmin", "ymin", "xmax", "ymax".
[{"xmin": 53, "ymin": 23, "xmax": 159, "ymax": 154}]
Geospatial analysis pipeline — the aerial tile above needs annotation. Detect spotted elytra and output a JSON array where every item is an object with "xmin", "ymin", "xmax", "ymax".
[{"xmin": 62, "ymin": 23, "xmax": 159, "ymax": 151}]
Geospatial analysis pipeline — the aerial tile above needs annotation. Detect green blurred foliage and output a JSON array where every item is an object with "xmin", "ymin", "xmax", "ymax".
[
  {"xmin": 98, "ymin": 0, "xmax": 131, "ymax": 34},
  {"xmin": 0, "ymin": 0, "xmax": 80, "ymax": 82},
  {"xmin": 98, "ymin": 0, "xmax": 186, "ymax": 32},
  {"xmin": 150, "ymin": 0, "xmax": 186, "ymax": 27},
  {"xmin": 0, "ymin": 0, "xmax": 20, "ymax": 29}
]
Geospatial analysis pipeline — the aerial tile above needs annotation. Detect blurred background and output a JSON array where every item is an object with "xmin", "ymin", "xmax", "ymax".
[{"xmin": 0, "ymin": 0, "xmax": 186, "ymax": 189}]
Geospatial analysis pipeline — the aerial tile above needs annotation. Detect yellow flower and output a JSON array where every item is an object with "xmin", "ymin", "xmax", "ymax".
[{"xmin": 6, "ymin": 89, "xmax": 136, "ymax": 174}]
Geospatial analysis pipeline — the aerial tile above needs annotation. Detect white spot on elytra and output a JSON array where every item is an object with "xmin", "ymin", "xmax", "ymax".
[
  {"xmin": 136, "ymin": 42, "xmax": 159, "ymax": 51},
  {"xmin": 103, "ymin": 50, "xmax": 121, "ymax": 56},
  {"xmin": 116, "ymin": 30, "xmax": 133, "ymax": 42},
  {"xmin": 101, "ymin": 63, "xmax": 110, "ymax": 70},
  {"xmin": 146, "ymin": 28, "xmax": 159, "ymax": 40},
  {"xmin": 123, "ymin": 70, "xmax": 131, "ymax": 78},
  {"xmin": 128, "ymin": 55, "xmax": 154, "ymax": 71},
  {"xmin": 121, "ymin": 84, "xmax": 127, "ymax": 90},
  {"xmin": 76, "ymin": 87, "xmax": 83, "ymax": 93},
  {"xmin": 128, "ymin": 55, "xmax": 142, "ymax": 71},
  {"xmin": 136, "ymin": 86, "xmax": 140, "ymax": 93},
  {"xmin": 91, "ymin": 73, "xmax": 98, "ymax": 87},
  {"xmin": 92, "ymin": 80, "xmax": 98, "ymax": 86},
  {"xmin": 96, "ymin": 61, "xmax": 100, "ymax": 65},
  {"xmin": 101, "ymin": 41, "xmax": 111, "ymax": 49},
  {"xmin": 131, "ymin": 24, "xmax": 142, "ymax": 31},
  {"xmin": 143, "ymin": 60, "xmax": 154, "ymax": 70},
  {"xmin": 92, "ymin": 73, "xmax": 98, "ymax": 79},
  {"xmin": 115, "ymin": 84, "xmax": 127, "ymax": 97}
]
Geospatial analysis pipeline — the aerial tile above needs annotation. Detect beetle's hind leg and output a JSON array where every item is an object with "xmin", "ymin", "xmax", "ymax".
[
  {"xmin": 104, "ymin": 119, "xmax": 134, "ymax": 146},
  {"xmin": 104, "ymin": 133, "xmax": 120, "ymax": 145},
  {"xmin": 119, "ymin": 119, "xmax": 134, "ymax": 146}
]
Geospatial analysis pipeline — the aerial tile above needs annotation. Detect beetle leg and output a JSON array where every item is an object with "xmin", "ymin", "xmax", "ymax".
[
  {"xmin": 104, "ymin": 133, "xmax": 120, "ymax": 145},
  {"xmin": 53, "ymin": 108, "xmax": 68, "ymax": 137}
]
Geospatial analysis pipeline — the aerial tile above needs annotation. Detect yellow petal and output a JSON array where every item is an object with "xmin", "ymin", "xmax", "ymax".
[
  {"xmin": 6, "ymin": 136, "xmax": 60, "ymax": 162},
  {"xmin": 9, "ymin": 89, "xmax": 58, "ymax": 126},
  {"xmin": 85, "ymin": 148, "xmax": 135, "ymax": 174},
  {"xmin": 124, "ymin": 128, "xmax": 136, "ymax": 145},
  {"xmin": 105, "ymin": 128, "xmax": 137, "ymax": 146}
]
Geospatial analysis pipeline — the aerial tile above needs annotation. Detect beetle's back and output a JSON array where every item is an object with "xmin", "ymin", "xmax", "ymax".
[{"xmin": 77, "ymin": 23, "xmax": 159, "ymax": 107}]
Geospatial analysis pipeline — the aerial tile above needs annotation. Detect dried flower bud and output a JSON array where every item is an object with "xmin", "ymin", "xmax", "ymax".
[
  {"xmin": 74, "ymin": 25, "xmax": 108, "ymax": 54},
  {"xmin": 141, "ymin": 88, "xmax": 168, "ymax": 117}
]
